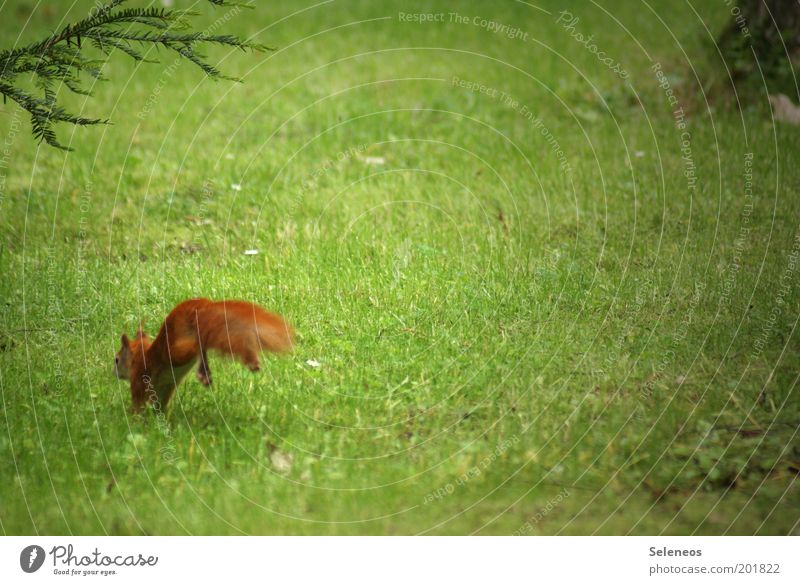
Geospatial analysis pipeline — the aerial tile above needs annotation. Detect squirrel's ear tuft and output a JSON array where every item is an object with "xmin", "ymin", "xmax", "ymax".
[{"xmin": 121, "ymin": 334, "xmax": 130, "ymax": 349}]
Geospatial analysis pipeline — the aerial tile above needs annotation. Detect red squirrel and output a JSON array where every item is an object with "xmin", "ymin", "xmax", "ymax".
[{"xmin": 115, "ymin": 299, "xmax": 294, "ymax": 412}]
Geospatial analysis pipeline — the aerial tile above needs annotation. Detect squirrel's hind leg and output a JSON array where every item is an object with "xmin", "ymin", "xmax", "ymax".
[
  {"xmin": 241, "ymin": 347, "xmax": 261, "ymax": 372},
  {"xmin": 197, "ymin": 349, "xmax": 212, "ymax": 386}
]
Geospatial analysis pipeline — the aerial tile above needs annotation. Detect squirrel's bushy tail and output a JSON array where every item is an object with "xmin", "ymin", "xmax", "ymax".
[
  {"xmin": 198, "ymin": 300, "xmax": 294, "ymax": 359},
  {"xmin": 253, "ymin": 307, "xmax": 294, "ymax": 353}
]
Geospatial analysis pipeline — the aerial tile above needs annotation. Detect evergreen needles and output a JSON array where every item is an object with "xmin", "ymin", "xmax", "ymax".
[{"xmin": 0, "ymin": 0, "xmax": 269, "ymax": 150}]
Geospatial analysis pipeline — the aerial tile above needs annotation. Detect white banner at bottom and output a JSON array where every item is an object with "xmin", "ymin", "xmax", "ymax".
[{"xmin": 0, "ymin": 537, "xmax": 796, "ymax": 584}]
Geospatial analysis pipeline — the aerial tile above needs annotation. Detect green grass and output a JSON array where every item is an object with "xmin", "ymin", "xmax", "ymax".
[{"xmin": 1, "ymin": 0, "xmax": 798, "ymax": 535}]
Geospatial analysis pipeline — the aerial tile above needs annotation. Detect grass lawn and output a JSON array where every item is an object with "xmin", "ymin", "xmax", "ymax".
[{"xmin": 0, "ymin": 0, "xmax": 798, "ymax": 535}]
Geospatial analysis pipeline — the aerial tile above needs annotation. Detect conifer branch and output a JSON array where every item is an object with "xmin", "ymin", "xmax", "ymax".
[{"xmin": 0, "ymin": 0, "xmax": 269, "ymax": 150}]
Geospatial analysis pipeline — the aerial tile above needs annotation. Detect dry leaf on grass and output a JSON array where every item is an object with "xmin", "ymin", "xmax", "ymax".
[
  {"xmin": 268, "ymin": 444, "xmax": 294, "ymax": 474},
  {"xmin": 769, "ymin": 94, "xmax": 800, "ymax": 125}
]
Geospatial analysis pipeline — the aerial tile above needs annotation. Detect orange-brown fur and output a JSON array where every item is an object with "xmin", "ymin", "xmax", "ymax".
[{"xmin": 115, "ymin": 299, "xmax": 294, "ymax": 412}]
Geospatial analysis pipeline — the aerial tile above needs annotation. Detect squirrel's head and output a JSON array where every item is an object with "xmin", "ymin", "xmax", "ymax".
[{"xmin": 115, "ymin": 327, "xmax": 151, "ymax": 379}]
